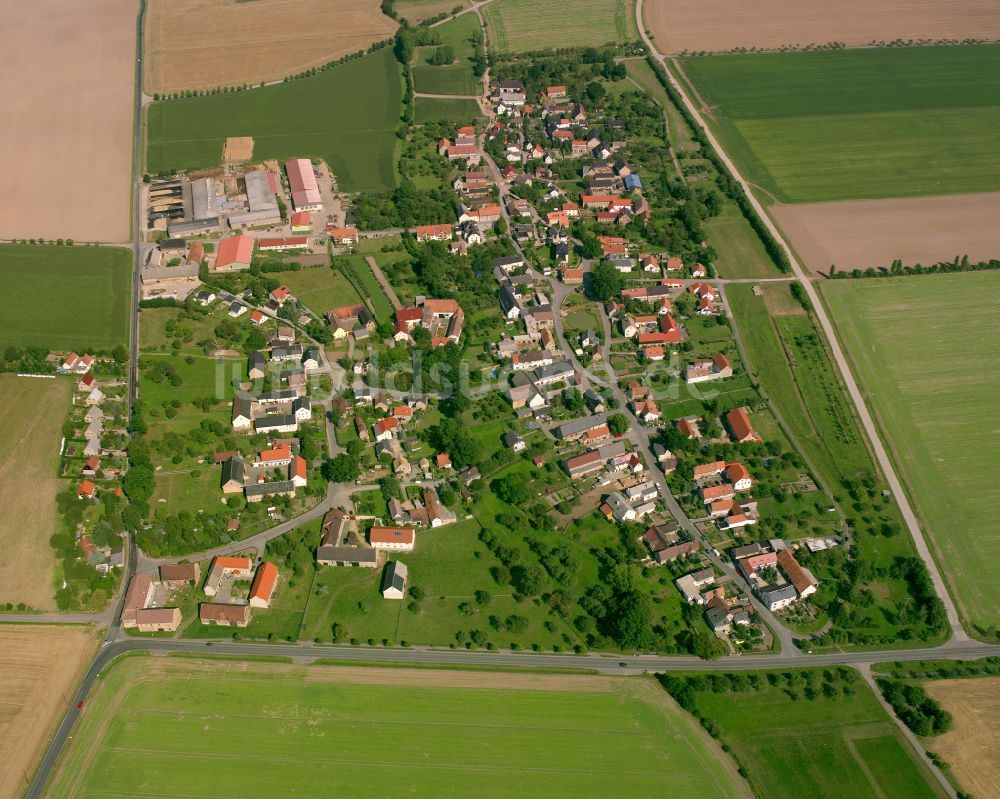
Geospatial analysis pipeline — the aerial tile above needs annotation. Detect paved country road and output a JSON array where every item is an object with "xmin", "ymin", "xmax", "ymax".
[
  {"xmin": 22, "ymin": 634, "xmax": 1000, "ymax": 799},
  {"xmin": 634, "ymin": 0, "xmax": 966, "ymax": 641}
]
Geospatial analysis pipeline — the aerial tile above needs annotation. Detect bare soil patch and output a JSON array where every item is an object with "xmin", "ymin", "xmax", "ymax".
[
  {"xmin": 0, "ymin": 624, "xmax": 96, "ymax": 799},
  {"xmin": 644, "ymin": 0, "xmax": 1000, "ymax": 53},
  {"xmin": 922, "ymin": 678, "xmax": 1000, "ymax": 799},
  {"xmin": 0, "ymin": 376, "xmax": 72, "ymax": 611},
  {"xmin": 0, "ymin": 0, "xmax": 135, "ymax": 243},
  {"xmin": 772, "ymin": 192, "xmax": 1000, "ymax": 275},
  {"xmin": 144, "ymin": 0, "xmax": 397, "ymax": 94}
]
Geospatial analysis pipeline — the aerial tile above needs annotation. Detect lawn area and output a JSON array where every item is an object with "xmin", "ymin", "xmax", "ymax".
[
  {"xmin": 414, "ymin": 95, "xmax": 482, "ymax": 124},
  {"xmin": 0, "ymin": 244, "xmax": 131, "ymax": 353},
  {"xmin": 47, "ymin": 656, "xmax": 749, "ymax": 799},
  {"xmin": 681, "ymin": 45, "xmax": 1000, "ymax": 202},
  {"xmin": 146, "ymin": 48, "xmax": 402, "ymax": 192},
  {"xmin": 484, "ymin": 0, "xmax": 636, "ymax": 53},
  {"xmin": 705, "ymin": 204, "xmax": 784, "ymax": 279},
  {"xmin": 412, "ymin": 12, "xmax": 481, "ymax": 96},
  {"xmin": 659, "ymin": 668, "xmax": 945, "ymax": 799},
  {"xmin": 270, "ymin": 265, "xmax": 364, "ymax": 316},
  {"xmin": 821, "ymin": 272, "xmax": 1000, "ymax": 634}
]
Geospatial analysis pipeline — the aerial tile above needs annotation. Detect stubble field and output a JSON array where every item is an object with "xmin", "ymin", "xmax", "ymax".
[
  {"xmin": 921, "ymin": 677, "xmax": 1000, "ymax": 798},
  {"xmin": 773, "ymin": 193, "xmax": 1000, "ymax": 274},
  {"xmin": 680, "ymin": 45, "xmax": 1000, "ymax": 203},
  {"xmin": 144, "ymin": 0, "xmax": 397, "ymax": 94},
  {"xmin": 0, "ymin": 376, "xmax": 72, "ymax": 611},
  {"xmin": 644, "ymin": 0, "xmax": 1000, "ymax": 54},
  {"xmin": 821, "ymin": 272, "xmax": 1000, "ymax": 633},
  {"xmin": 0, "ymin": 0, "xmax": 135, "ymax": 243},
  {"xmin": 484, "ymin": 0, "xmax": 636, "ymax": 53},
  {"xmin": 0, "ymin": 624, "xmax": 96, "ymax": 799},
  {"xmin": 46, "ymin": 657, "xmax": 751, "ymax": 799}
]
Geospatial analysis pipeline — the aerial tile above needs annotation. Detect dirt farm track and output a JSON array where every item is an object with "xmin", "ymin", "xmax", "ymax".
[
  {"xmin": 144, "ymin": 0, "xmax": 397, "ymax": 95},
  {"xmin": 0, "ymin": 625, "xmax": 96, "ymax": 799},
  {"xmin": 643, "ymin": 0, "xmax": 1000, "ymax": 53},
  {"xmin": 0, "ymin": 0, "xmax": 135, "ymax": 243}
]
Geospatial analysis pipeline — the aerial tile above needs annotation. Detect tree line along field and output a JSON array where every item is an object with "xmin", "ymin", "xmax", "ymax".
[
  {"xmin": 679, "ymin": 45, "xmax": 1000, "ymax": 203},
  {"xmin": 0, "ymin": 244, "xmax": 131, "ymax": 353},
  {"xmin": 146, "ymin": 47, "xmax": 402, "ymax": 193},
  {"xmin": 820, "ymin": 272, "xmax": 1000, "ymax": 636},
  {"xmin": 483, "ymin": 0, "xmax": 637, "ymax": 53},
  {"xmin": 659, "ymin": 668, "xmax": 946, "ymax": 799},
  {"xmin": 45, "ymin": 657, "xmax": 751, "ymax": 799}
]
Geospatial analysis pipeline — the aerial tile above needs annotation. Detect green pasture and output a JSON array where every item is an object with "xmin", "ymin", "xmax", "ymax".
[
  {"xmin": 412, "ymin": 12, "xmax": 481, "ymax": 96},
  {"xmin": 0, "ymin": 244, "xmax": 130, "ymax": 353},
  {"xmin": 821, "ymin": 272, "xmax": 1000, "ymax": 632},
  {"xmin": 681, "ymin": 45, "xmax": 1000, "ymax": 201},
  {"xmin": 663, "ymin": 669, "xmax": 945, "ymax": 799},
  {"xmin": 484, "ymin": 0, "xmax": 635, "ymax": 53},
  {"xmin": 46, "ymin": 657, "xmax": 748, "ymax": 799},
  {"xmin": 146, "ymin": 48, "xmax": 402, "ymax": 192},
  {"xmin": 414, "ymin": 96, "xmax": 482, "ymax": 124}
]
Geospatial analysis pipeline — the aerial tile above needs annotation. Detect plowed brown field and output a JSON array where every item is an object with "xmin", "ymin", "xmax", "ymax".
[
  {"xmin": 772, "ymin": 193, "xmax": 1000, "ymax": 274},
  {"xmin": 0, "ymin": 0, "xmax": 135, "ymax": 243},
  {"xmin": 644, "ymin": 0, "xmax": 1000, "ymax": 53}
]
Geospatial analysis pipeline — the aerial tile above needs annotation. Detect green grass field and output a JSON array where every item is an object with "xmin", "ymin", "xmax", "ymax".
[
  {"xmin": 705, "ymin": 205, "xmax": 783, "ymax": 279},
  {"xmin": 270, "ymin": 265, "xmax": 364, "ymax": 315},
  {"xmin": 412, "ymin": 12, "xmax": 481, "ymax": 96},
  {"xmin": 0, "ymin": 244, "xmax": 131, "ymax": 353},
  {"xmin": 414, "ymin": 95, "xmax": 481, "ymax": 124},
  {"xmin": 48, "ymin": 657, "xmax": 749, "ymax": 799},
  {"xmin": 681, "ymin": 45, "xmax": 1000, "ymax": 202},
  {"xmin": 484, "ymin": 0, "xmax": 635, "ymax": 53},
  {"xmin": 147, "ymin": 48, "xmax": 402, "ymax": 192},
  {"xmin": 821, "ymin": 272, "xmax": 1000, "ymax": 633},
  {"xmin": 661, "ymin": 669, "xmax": 945, "ymax": 799}
]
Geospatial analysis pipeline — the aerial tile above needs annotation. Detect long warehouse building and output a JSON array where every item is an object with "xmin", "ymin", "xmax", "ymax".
[{"xmin": 285, "ymin": 159, "xmax": 322, "ymax": 212}]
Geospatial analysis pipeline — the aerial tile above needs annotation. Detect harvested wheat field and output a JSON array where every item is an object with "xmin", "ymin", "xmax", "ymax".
[
  {"xmin": 0, "ymin": 376, "xmax": 72, "ymax": 611},
  {"xmin": 0, "ymin": 624, "xmax": 95, "ymax": 799},
  {"xmin": 772, "ymin": 193, "xmax": 1000, "ymax": 274},
  {"xmin": 644, "ymin": 0, "xmax": 1000, "ymax": 53},
  {"xmin": 922, "ymin": 678, "xmax": 1000, "ymax": 798},
  {"xmin": 0, "ymin": 0, "xmax": 135, "ymax": 243},
  {"xmin": 144, "ymin": 0, "xmax": 397, "ymax": 95}
]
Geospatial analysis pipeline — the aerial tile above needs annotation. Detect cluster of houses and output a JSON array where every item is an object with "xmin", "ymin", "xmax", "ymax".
[
  {"xmin": 674, "ymin": 565, "xmax": 757, "ymax": 638},
  {"xmin": 314, "ymin": 509, "xmax": 416, "ymax": 599},
  {"xmin": 392, "ymin": 298, "xmax": 465, "ymax": 348},
  {"xmin": 122, "ymin": 556, "xmax": 282, "ymax": 632},
  {"xmin": 219, "ymin": 440, "xmax": 309, "ymax": 503},
  {"xmin": 232, "ymin": 340, "xmax": 317, "ymax": 436},
  {"xmin": 733, "ymin": 541, "xmax": 819, "ymax": 612},
  {"xmin": 693, "ymin": 459, "xmax": 759, "ymax": 532}
]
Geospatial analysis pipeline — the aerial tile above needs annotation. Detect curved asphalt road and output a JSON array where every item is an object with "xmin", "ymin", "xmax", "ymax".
[{"xmin": 23, "ymin": 634, "xmax": 1000, "ymax": 798}]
